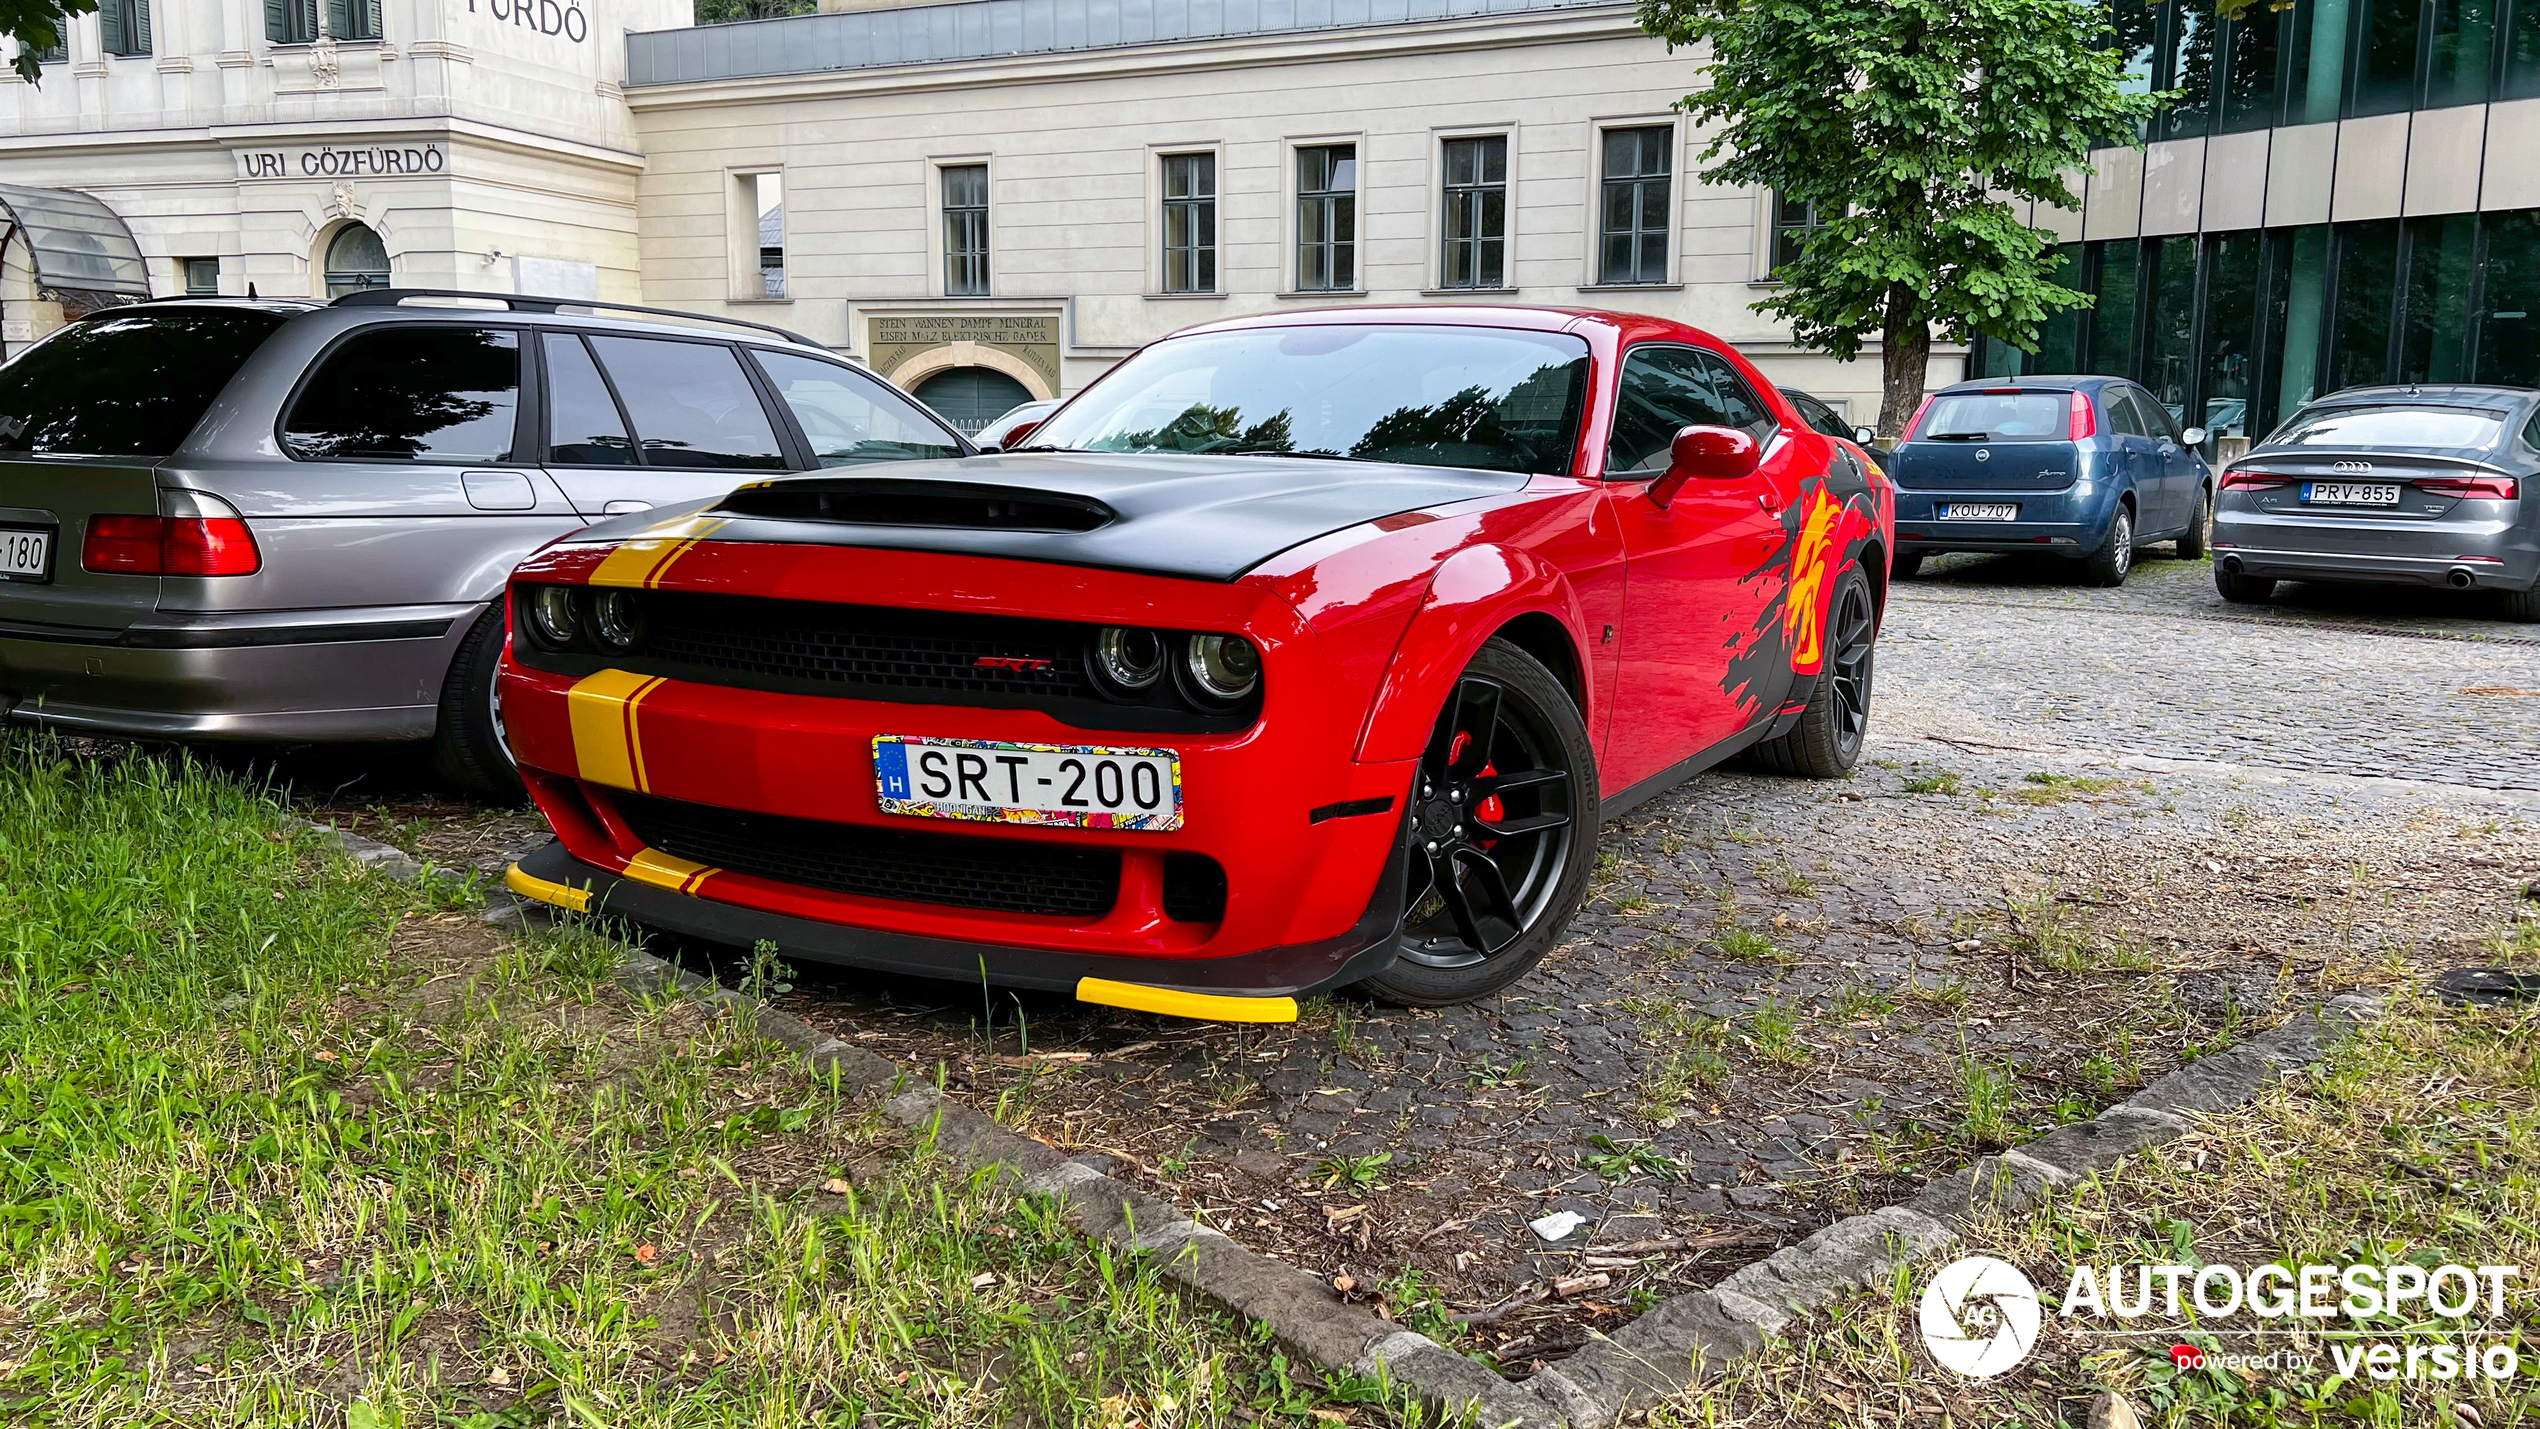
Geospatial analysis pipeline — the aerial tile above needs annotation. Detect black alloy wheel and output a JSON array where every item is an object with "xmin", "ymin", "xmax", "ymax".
[
  {"xmin": 1749, "ymin": 562, "xmax": 1877, "ymax": 778},
  {"xmin": 1361, "ymin": 638, "xmax": 1598, "ymax": 1007}
]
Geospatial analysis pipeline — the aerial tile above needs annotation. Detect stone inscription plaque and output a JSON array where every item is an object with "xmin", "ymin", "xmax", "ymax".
[{"xmin": 867, "ymin": 312, "xmax": 1060, "ymax": 392}]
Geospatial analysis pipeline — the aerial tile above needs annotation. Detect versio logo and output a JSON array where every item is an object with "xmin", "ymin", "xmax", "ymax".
[{"xmin": 1921, "ymin": 1256, "xmax": 2044, "ymax": 1378}]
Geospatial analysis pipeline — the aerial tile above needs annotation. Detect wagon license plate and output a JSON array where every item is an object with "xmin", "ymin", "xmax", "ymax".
[
  {"xmin": 2302, "ymin": 481, "xmax": 2401, "ymax": 506},
  {"xmin": 873, "ymin": 735, "xmax": 1183, "ymax": 831},
  {"xmin": 0, "ymin": 527, "xmax": 52, "ymax": 582},
  {"xmin": 1939, "ymin": 503, "xmax": 2019, "ymax": 521}
]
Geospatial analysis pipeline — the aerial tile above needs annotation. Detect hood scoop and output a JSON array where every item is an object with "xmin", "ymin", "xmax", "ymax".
[{"xmin": 716, "ymin": 477, "xmax": 1115, "ymax": 533}]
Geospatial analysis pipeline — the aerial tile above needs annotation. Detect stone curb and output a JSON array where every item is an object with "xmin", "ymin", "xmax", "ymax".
[{"xmin": 373, "ymin": 830, "xmax": 2381, "ymax": 1429}]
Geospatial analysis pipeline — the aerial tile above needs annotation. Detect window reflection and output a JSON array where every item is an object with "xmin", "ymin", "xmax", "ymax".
[
  {"xmin": 2352, "ymin": 0, "xmax": 2423, "ymax": 116},
  {"xmin": 2327, "ymin": 220, "xmax": 2400, "ymax": 393}
]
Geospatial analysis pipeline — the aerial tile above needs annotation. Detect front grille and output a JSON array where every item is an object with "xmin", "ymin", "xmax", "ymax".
[
  {"xmin": 517, "ymin": 589, "xmax": 1254, "ymax": 734},
  {"xmin": 615, "ymin": 792, "xmax": 1121, "ymax": 918},
  {"xmin": 644, "ymin": 590, "xmax": 1098, "ymax": 702}
]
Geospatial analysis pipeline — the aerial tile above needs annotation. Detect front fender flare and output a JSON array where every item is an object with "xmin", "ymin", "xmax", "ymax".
[{"xmin": 1353, "ymin": 543, "xmax": 1590, "ymax": 765}]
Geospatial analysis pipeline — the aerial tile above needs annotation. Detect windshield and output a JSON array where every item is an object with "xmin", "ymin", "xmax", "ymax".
[
  {"xmin": 0, "ymin": 309, "xmax": 287, "ymax": 458},
  {"xmin": 2271, "ymin": 404, "xmax": 2506, "ymax": 450},
  {"xmin": 1026, "ymin": 324, "xmax": 1591, "ymax": 476},
  {"xmin": 1914, "ymin": 391, "xmax": 2070, "ymax": 443}
]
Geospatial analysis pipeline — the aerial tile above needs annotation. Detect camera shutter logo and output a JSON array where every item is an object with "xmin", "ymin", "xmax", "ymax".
[{"xmin": 1920, "ymin": 1256, "xmax": 2043, "ymax": 1378}]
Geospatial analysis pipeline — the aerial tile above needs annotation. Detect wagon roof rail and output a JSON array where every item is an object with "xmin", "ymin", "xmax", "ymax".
[{"xmin": 329, "ymin": 288, "xmax": 834, "ymax": 352}]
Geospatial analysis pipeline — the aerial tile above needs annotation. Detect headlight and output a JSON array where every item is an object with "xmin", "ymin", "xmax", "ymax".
[
  {"xmin": 590, "ymin": 589, "xmax": 645, "ymax": 651},
  {"xmin": 1177, "ymin": 633, "xmax": 1261, "ymax": 706},
  {"xmin": 1090, "ymin": 626, "xmax": 1166, "ymax": 696},
  {"xmin": 523, "ymin": 585, "xmax": 579, "ymax": 650}
]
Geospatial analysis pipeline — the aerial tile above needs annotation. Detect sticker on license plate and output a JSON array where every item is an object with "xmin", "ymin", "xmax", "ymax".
[
  {"xmin": 874, "ymin": 735, "xmax": 1183, "ymax": 831},
  {"xmin": 0, "ymin": 527, "xmax": 52, "ymax": 582},
  {"xmin": 1940, "ymin": 503, "xmax": 2019, "ymax": 521},
  {"xmin": 2302, "ymin": 481, "xmax": 2401, "ymax": 506}
]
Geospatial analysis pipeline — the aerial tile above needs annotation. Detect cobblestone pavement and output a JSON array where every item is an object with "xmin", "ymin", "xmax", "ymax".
[{"xmin": 707, "ymin": 549, "xmax": 2540, "ymax": 1373}]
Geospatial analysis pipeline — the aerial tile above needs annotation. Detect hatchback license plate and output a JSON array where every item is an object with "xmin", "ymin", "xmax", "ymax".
[
  {"xmin": 874, "ymin": 735, "xmax": 1183, "ymax": 831},
  {"xmin": 2302, "ymin": 482, "xmax": 2400, "ymax": 506},
  {"xmin": 1940, "ymin": 503, "xmax": 2019, "ymax": 521},
  {"xmin": 0, "ymin": 527, "xmax": 51, "ymax": 582}
]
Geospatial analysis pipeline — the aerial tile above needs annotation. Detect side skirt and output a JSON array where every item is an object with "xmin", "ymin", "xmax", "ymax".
[{"xmin": 1594, "ymin": 684, "xmax": 1812, "ymax": 825}]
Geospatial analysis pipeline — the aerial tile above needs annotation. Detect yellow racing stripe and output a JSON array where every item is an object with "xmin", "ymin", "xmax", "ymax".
[
  {"xmin": 587, "ymin": 517, "xmax": 729, "ymax": 590},
  {"xmin": 623, "ymin": 847, "xmax": 720, "ymax": 896},
  {"xmin": 1074, "ymin": 978, "xmax": 1299, "ymax": 1024},
  {"xmin": 566, "ymin": 668, "xmax": 667, "ymax": 791},
  {"xmin": 505, "ymin": 862, "xmax": 593, "ymax": 913}
]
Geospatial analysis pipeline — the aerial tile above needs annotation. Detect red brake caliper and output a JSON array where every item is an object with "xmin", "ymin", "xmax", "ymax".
[{"xmin": 1446, "ymin": 732, "xmax": 1507, "ymax": 846}]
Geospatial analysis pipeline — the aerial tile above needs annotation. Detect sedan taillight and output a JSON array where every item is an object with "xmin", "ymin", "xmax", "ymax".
[
  {"xmin": 2220, "ymin": 468, "xmax": 2290, "ymax": 490},
  {"xmin": 2418, "ymin": 475, "xmax": 2519, "ymax": 500},
  {"xmin": 82, "ymin": 514, "xmax": 262, "ymax": 576}
]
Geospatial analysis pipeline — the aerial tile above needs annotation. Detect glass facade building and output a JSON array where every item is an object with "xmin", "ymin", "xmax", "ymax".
[{"xmin": 1976, "ymin": 0, "xmax": 2540, "ymax": 449}]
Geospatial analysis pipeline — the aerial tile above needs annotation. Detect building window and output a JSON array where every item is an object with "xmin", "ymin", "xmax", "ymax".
[
  {"xmin": 744, "ymin": 172, "xmax": 785, "ymax": 300},
  {"xmin": 942, "ymin": 164, "xmax": 990, "ymax": 297},
  {"xmin": 326, "ymin": 0, "xmax": 380, "ymax": 40},
  {"xmin": 1598, "ymin": 127, "xmax": 1671, "ymax": 285},
  {"xmin": 100, "ymin": 0, "xmax": 150, "ymax": 57},
  {"xmin": 1771, "ymin": 194, "xmax": 1824, "ymax": 272},
  {"xmin": 1161, "ymin": 152, "xmax": 1216, "ymax": 294},
  {"xmin": 2509, "ymin": 0, "xmax": 2540, "ymax": 100},
  {"xmin": 323, "ymin": 223, "xmax": 390, "ymax": 299},
  {"xmin": 1439, "ymin": 135, "xmax": 1508, "ymax": 290},
  {"xmin": 1296, "ymin": 144, "xmax": 1356, "ymax": 293},
  {"xmin": 271, "ymin": 0, "xmax": 376, "ymax": 46},
  {"xmin": 183, "ymin": 258, "xmax": 219, "ymax": 296},
  {"xmin": 267, "ymin": 0, "xmax": 315, "ymax": 43}
]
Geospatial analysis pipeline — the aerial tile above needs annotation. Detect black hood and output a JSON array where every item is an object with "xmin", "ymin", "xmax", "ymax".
[{"xmin": 686, "ymin": 451, "xmax": 1536, "ymax": 582}]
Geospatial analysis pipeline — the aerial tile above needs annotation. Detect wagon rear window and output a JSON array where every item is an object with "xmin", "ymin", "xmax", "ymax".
[{"xmin": 0, "ymin": 309, "xmax": 285, "ymax": 458}]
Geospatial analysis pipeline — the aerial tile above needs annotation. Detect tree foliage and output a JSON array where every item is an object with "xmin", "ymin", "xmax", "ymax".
[
  {"xmin": 1636, "ymin": 0, "xmax": 2161, "ymax": 432},
  {"xmin": 5, "ymin": 0, "xmax": 96, "ymax": 82},
  {"xmin": 693, "ymin": 0, "xmax": 814, "ymax": 23}
]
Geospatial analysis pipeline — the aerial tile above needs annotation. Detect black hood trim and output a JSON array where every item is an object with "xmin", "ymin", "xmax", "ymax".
[{"xmin": 693, "ymin": 452, "xmax": 1535, "ymax": 582}]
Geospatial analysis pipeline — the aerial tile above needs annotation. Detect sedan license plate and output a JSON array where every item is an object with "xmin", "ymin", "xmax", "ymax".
[
  {"xmin": 2301, "ymin": 482, "xmax": 2401, "ymax": 506},
  {"xmin": 0, "ymin": 527, "xmax": 52, "ymax": 582},
  {"xmin": 1940, "ymin": 503, "xmax": 2019, "ymax": 521},
  {"xmin": 874, "ymin": 735, "xmax": 1183, "ymax": 831}
]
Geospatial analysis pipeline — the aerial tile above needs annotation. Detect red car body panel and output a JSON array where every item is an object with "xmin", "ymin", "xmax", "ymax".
[{"xmin": 497, "ymin": 306, "xmax": 1894, "ymax": 1003}]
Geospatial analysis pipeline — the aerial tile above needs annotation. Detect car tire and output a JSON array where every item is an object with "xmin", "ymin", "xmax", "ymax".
[
  {"xmin": 1892, "ymin": 551, "xmax": 1924, "ymax": 581},
  {"xmin": 1747, "ymin": 563, "xmax": 1877, "ymax": 780},
  {"xmin": 2502, "ymin": 585, "xmax": 2540, "ymax": 622},
  {"xmin": 2081, "ymin": 505, "xmax": 2135, "ymax": 587},
  {"xmin": 430, "ymin": 602, "xmax": 525, "ymax": 803},
  {"xmin": 2175, "ymin": 487, "xmax": 2209, "ymax": 560},
  {"xmin": 2214, "ymin": 566, "xmax": 2276, "ymax": 604},
  {"xmin": 1360, "ymin": 637, "xmax": 1598, "ymax": 1008}
]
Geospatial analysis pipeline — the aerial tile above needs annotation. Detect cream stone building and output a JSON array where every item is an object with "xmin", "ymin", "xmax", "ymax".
[{"xmin": 0, "ymin": 0, "xmax": 1936, "ymax": 423}]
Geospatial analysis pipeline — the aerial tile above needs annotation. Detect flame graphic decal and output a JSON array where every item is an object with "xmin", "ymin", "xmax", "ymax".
[{"xmin": 1783, "ymin": 487, "xmax": 1845, "ymax": 670}]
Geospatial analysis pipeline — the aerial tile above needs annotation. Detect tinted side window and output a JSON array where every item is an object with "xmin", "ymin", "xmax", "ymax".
[
  {"xmin": 2106, "ymin": 390, "xmax": 2150, "ymax": 438},
  {"xmin": 2525, "ymin": 409, "xmax": 2540, "ymax": 451},
  {"xmin": 0, "ymin": 310, "xmax": 285, "ymax": 458},
  {"xmin": 2135, "ymin": 387, "xmax": 2183, "ymax": 440},
  {"xmin": 543, "ymin": 333, "xmax": 635, "ymax": 466},
  {"xmin": 1609, "ymin": 345, "xmax": 1730, "ymax": 474},
  {"xmin": 1694, "ymin": 351, "xmax": 1778, "ymax": 442},
  {"xmin": 283, "ymin": 326, "xmax": 521, "ymax": 463},
  {"xmin": 586, "ymin": 336, "xmax": 785, "ymax": 470},
  {"xmin": 751, "ymin": 351, "xmax": 963, "ymax": 466}
]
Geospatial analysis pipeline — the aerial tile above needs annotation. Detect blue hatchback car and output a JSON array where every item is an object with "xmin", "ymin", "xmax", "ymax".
[{"xmin": 1887, "ymin": 375, "xmax": 2214, "ymax": 585}]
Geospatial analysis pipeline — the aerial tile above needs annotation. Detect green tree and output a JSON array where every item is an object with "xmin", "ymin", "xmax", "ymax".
[
  {"xmin": 693, "ymin": 0, "xmax": 815, "ymax": 22},
  {"xmin": 5, "ymin": 0, "xmax": 95, "ymax": 82},
  {"xmin": 1637, "ymin": 0, "xmax": 2161, "ymax": 435}
]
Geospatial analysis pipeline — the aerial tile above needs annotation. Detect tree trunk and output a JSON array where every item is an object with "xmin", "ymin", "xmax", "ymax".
[{"xmin": 1877, "ymin": 280, "xmax": 1932, "ymax": 438}]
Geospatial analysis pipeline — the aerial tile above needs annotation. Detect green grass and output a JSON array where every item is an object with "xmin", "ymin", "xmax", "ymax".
[
  {"xmin": 0, "ymin": 739, "xmax": 1401, "ymax": 1427},
  {"xmin": 1899, "ymin": 769, "xmax": 1962, "ymax": 796}
]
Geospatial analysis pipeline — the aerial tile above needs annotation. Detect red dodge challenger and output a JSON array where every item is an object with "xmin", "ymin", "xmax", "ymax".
[{"xmin": 499, "ymin": 307, "xmax": 1894, "ymax": 1022}]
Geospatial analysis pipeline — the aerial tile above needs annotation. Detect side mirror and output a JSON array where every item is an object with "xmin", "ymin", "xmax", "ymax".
[
  {"xmin": 2180, "ymin": 426, "xmax": 2209, "ymax": 447},
  {"xmin": 1851, "ymin": 424, "xmax": 1878, "ymax": 446},
  {"xmin": 1649, "ymin": 424, "xmax": 1762, "ymax": 508},
  {"xmin": 980, "ymin": 420, "xmax": 1041, "ymax": 455}
]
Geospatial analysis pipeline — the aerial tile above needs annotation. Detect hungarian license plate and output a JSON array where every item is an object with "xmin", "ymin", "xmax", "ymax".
[
  {"xmin": 0, "ymin": 527, "xmax": 52, "ymax": 582},
  {"xmin": 2302, "ymin": 482, "xmax": 2400, "ymax": 506},
  {"xmin": 873, "ymin": 735, "xmax": 1183, "ymax": 831},
  {"xmin": 1940, "ymin": 503, "xmax": 2019, "ymax": 521}
]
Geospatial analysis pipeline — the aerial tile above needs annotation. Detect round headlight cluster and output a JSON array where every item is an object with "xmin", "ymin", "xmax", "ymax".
[
  {"xmin": 1087, "ymin": 626, "xmax": 1262, "ymax": 710},
  {"xmin": 516, "ymin": 584, "xmax": 647, "ymax": 655}
]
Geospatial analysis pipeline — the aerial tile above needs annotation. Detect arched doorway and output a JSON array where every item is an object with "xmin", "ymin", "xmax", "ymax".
[
  {"xmin": 914, "ymin": 365, "xmax": 1032, "ymax": 437},
  {"xmin": 323, "ymin": 223, "xmax": 391, "ymax": 298}
]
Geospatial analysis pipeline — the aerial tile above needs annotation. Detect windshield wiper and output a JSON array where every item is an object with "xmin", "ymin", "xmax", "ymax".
[{"xmin": 1220, "ymin": 449, "xmax": 1373, "ymax": 462}]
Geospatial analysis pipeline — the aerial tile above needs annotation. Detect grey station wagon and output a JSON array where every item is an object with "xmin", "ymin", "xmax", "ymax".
[{"xmin": 0, "ymin": 291, "xmax": 970, "ymax": 794}]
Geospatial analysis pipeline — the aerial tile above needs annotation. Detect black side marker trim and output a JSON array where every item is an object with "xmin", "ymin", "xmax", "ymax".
[{"xmin": 1308, "ymin": 796, "xmax": 1396, "ymax": 825}]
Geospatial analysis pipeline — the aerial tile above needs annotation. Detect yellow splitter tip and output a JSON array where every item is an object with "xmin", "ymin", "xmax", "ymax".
[
  {"xmin": 1075, "ymin": 977, "xmax": 1298, "ymax": 1023},
  {"xmin": 504, "ymin": 862, "xmax": 593, "ymax": 914}
]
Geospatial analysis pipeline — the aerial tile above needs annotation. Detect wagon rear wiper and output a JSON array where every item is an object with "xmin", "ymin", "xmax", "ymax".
[{"xmin": 1926, "ymin": 431, "xmax": 1990, "ymax": 441}]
